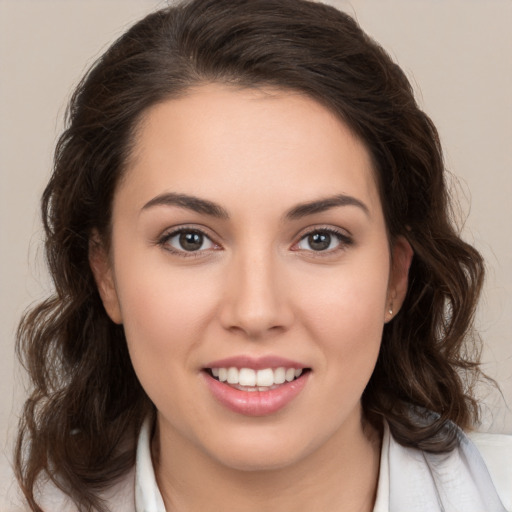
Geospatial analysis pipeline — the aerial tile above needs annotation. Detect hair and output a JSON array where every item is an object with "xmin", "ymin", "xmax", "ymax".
[{"xmin": 15, "ymin": 0, "xmax": 486, "ymax": 510}]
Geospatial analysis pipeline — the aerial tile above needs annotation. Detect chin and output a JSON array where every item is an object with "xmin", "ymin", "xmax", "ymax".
[
  {"xmin": 215, "ymin": 448, "xmax": 304, "ymax": 473},
  {"xmin": 204, "ymin": 427, "xmax": 317, "ymax": 472}
]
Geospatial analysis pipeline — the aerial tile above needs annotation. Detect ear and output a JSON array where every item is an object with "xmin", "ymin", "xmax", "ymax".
[
  {"xmin": 385, "ymin": 235, "xmax": 413, "ymax": 323},
  {"xmin": 89, "ymin": 231, "xmax": 123, "ymax": 324}
]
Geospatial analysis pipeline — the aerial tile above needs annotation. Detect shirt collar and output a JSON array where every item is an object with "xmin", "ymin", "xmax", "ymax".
[
  {"xmin": 135, "ymin": 417, "xmax": 166, "ymax": 512},
  {"xmin": 373, "ymin": 421, "xmax": 390, "ymax": 512}
]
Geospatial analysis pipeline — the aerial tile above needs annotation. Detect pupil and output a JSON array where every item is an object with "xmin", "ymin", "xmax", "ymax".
[
  {"xmin": 180, "ymin": 232, "xmax": 203, "ymax": 251},
  {"xmin": 309, "ymin": 232, "xmax": 330, "ymax": 251}
]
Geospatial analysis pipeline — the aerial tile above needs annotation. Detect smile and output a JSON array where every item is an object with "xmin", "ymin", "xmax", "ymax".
[
  {"xmin": 202, "ymin": 360, "xmax": 311, "ymax": 416},
  {"xmin": 208, "ymin": 367, "xmax": 305, "ymax": 391}
]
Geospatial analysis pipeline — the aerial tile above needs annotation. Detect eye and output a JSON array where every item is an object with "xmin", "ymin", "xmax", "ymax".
[
  {"xmin": 160, "ymin": 229, "xmax": 217, "ymax": 253},
  {"xmin": 295, "ymin": 229, "xmax": 352, "ymax": 252}
]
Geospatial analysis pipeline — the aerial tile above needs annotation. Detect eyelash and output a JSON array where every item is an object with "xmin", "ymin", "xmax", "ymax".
[
  {"xmin": 293, "ymin": 227, "xmax": 353, "ymax": 256},
  {"xmin": 157, "ymin": 227, "xmax": 219, "ymax": 258},
  {"xmin": 156, "ymin": 226, "xmax": 353, "ymax": 257}
]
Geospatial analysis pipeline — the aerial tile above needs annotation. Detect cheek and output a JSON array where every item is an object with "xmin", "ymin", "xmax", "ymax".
[
  {"xmin": 298, "ymin": 258, "xmax": 389, "ymax": 334},
  {"xmin": 310, "ymin": 294, "xmax": 384, "ymax": 380},
  {"xmin": 113, "ymin": 261, "xmax": 224, "ymax": 427},
  {"xmin": 113, "ymin": 259, "xmax": 221, "ymax": 371},
  {"xmin": 294, "ymin": 254, "xmax": 389, "ymax": 377}
]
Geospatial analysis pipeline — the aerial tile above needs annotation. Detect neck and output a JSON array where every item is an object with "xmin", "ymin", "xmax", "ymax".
[{"xmin": 153, "ymin": 410, "xmax": 381, "ymax": 512}]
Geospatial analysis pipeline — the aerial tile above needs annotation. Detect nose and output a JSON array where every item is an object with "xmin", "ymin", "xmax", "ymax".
[{"xmin": 218, "ymin": 248, "xmax": 294, "ymax": 339}]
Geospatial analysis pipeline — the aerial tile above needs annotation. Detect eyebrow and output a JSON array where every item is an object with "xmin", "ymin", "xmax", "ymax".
[
  {"xmin": 141, "ymin": 192, "xmax": 369, "ymax": 220},
  {"xmin": 285, "ymin": 194, "xmax": 370, "ymax": 220},
  {"xmin": 142, "ymin": 192, "xmax": 229, "ymax": 219}
]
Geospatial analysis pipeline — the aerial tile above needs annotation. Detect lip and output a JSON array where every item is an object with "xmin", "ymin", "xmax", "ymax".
[
  {"xmin": 202, "ymin": 368, "xmax": 310, "ymax": 417},
  {"xmin": 204, "ymin": 355, "xmax": 307, "ymax": 371}
]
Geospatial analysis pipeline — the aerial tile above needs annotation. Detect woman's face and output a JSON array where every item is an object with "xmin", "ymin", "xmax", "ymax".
[{"xmin": 92, "ymin": 84, "xmax": 411, "ymax": 471}]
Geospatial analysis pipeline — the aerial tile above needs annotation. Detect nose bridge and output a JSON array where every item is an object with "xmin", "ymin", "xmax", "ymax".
[{"xmin": 220, "ymin": 242, "xmax": 291, "ymax": 337}]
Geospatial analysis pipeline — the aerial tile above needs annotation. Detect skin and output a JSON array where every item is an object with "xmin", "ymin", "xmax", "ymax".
[{"xmin": 91, "ymin": 83, "xmax": 412, "ymax": 512}]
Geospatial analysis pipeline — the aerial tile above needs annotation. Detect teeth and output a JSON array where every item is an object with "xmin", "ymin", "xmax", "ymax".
[
  {"xmin": 256, "ymin": 368, "xmax": 273, "ymax": 387},
  {"xmin": 285, "ymin": 368, "xmax": 295, "ymax": 382},
  {"xmin": 227, "ymin": 367, "xmax": 238, "ymax": 384},
  {"xmin": 210, "ymin": 366, "xmax": 305, "ymax": 387},
  {"xmin": 239, "ymin": 368, "xmax": 256, "ymax": 386},
  {"xmin": 274, "ymin": 367, "xmax": 286, "ymax": 384}
]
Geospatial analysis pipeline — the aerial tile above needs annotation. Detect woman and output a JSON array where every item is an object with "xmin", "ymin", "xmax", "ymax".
[{"xmin": 14, "ymin": 0, "xmax": 511, "ymax": 511}]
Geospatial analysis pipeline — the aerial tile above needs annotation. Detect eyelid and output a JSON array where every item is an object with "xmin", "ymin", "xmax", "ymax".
[
  {"xmin": 155, "ymin": 224, "xmax": 352, "ymax": 257},
  {"xmin": 291, "ymin": 225, "xmax": 354, "ymax": 254},
  {"xmin": 156, "ymin": 225, "xmax": 222, "ymax": 256}
]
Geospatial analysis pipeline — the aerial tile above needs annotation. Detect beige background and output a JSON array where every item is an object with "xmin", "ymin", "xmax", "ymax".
[{"xmin": 1, "ymin": 0, "xmax": 511, "ymax": 507}]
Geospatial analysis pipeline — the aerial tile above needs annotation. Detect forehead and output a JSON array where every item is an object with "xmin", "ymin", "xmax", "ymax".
[{"xmin": 120, "ymin": 83, "xmax": 381, "ymax": 217}]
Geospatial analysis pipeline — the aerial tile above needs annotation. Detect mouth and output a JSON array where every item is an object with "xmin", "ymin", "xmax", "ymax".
[
  {"xmin": 204, "ymin": 366, "xmax": 310, "ymax": 392},
  {"xmin": 202, "ymin": 364, "xmax": 311, "ymax": 416}
]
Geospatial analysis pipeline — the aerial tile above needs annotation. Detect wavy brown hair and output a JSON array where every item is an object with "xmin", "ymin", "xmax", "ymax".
[{"xmin": 16, "ymin": 0, "xmax": 485, "ymax": 510}]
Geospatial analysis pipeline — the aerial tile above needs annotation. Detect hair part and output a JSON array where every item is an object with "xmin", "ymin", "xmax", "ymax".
[{"xmin": 16, "ymin": 0, "xmax": 485, "ymax": 510}]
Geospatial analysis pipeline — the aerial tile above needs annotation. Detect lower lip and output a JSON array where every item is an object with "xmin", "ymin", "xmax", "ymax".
[{"xmin": 202, "ymin": 371, "xmax": 310, "ymax": 416}]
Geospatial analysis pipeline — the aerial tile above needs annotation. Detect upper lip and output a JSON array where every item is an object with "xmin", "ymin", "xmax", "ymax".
[{"xmin": 204, "ymin": 355, "xmax": 308, "ymax": 370}]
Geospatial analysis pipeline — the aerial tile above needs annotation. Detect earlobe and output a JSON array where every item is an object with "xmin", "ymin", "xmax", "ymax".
[
  {"xmin": 88, "ymin": 232, "xmax": 123, "ymax": 324},
  {"xmin": 385, "ymin": 236, "xmax": 413, "ymax": 322}
]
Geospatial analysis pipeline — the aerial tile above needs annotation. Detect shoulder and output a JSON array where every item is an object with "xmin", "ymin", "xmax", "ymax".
[
  {"xmin": 383, "ymin": 422, "xmax": 512, "ymax": 512},
  {"xmin": 467, "ymin": 431, "xmax": 512, "ymax": 511}
]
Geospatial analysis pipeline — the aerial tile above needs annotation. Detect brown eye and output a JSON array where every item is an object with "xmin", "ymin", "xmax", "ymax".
[
  {"xmin": 307, "ymin": 232, "xmax": 332, "ymax": 251},
  {"xmin": 163, "ymin": 229, "xmax": 216, "ymax": 253},
  {"xmin": 295, "ymin": 229, "xmax": 352, "ymax": 253},
  {"xmin": 179, "ymin": 232, "xmax": 204, "ymax": 251}
]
